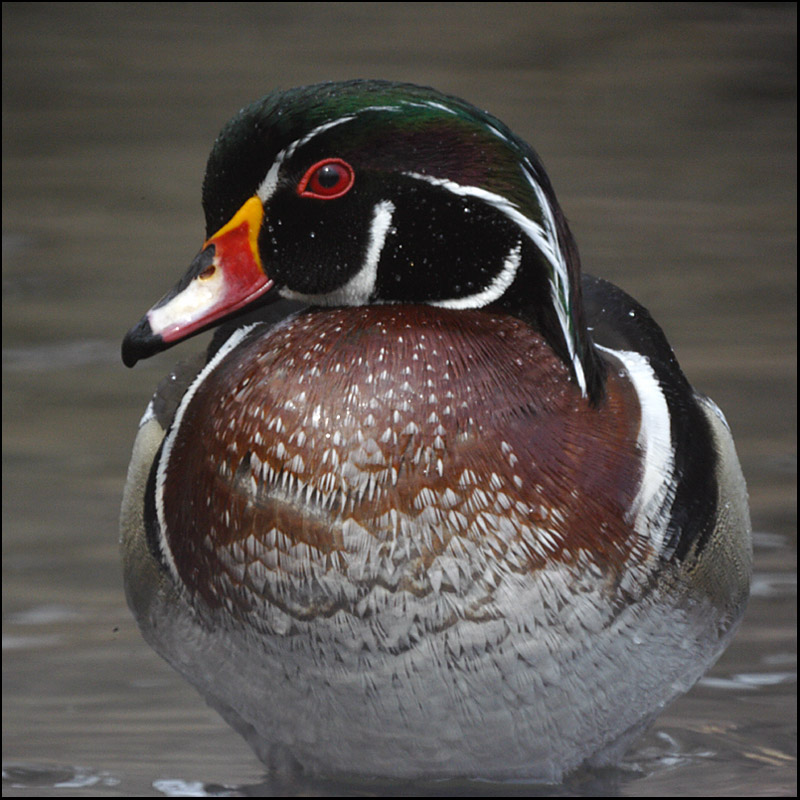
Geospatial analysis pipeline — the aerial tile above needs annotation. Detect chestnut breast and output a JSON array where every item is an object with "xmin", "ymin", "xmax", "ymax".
[{"xmin": 158, "ymin": 305, "xmax": 643, "ymax": 625}]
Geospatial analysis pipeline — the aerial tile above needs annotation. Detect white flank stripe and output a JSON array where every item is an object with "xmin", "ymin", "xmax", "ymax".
[{"xmin": 597, "ymin": 345, "xmax": 675, "ymax": 555}]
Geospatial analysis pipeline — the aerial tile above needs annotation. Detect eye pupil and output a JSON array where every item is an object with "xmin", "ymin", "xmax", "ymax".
[{"xmin": 316, "ymin": 165, "xmax": 341, "ymax": 188}]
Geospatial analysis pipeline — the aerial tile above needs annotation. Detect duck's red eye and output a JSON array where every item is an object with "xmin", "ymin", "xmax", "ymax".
[{"xmin": 297, "ymin": 158, "xmax": 354, "ymax": 199}]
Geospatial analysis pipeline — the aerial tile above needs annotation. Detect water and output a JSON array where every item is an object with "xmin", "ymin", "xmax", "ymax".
[{"xmin": 3, "ymin": 4, "xmax": 795, "ymax": 796}]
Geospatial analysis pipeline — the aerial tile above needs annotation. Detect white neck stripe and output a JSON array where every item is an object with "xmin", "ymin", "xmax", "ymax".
[
  {"xmin": 155, "ymin": 323, "xmax": 261, "ymax": 588},
  {"xmin": 432, "ymin": 240, "xmax": 521, "ymax": 309},
  {"xmin": 281, "ymin": 200, "xmax": 395, "ymax": 307}
]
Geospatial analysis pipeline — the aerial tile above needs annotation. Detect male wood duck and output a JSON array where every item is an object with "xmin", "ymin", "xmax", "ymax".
[{"xmin": 120, "ymin": 80, "xmax": 751, "ymax": 782}]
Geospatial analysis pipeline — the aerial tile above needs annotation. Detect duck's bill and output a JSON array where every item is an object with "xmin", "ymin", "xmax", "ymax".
[{"xmin": 122, "ymin": 197, "xmax": 273, "ymax": 367}]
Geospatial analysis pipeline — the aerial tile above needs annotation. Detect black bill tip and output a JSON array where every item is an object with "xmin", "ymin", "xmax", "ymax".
[{"xmin": 121, "ymin": 316, "xmax": 166, "ymax": 368}]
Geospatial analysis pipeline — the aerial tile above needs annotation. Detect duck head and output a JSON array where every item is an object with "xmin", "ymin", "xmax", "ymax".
[{"xmin": 122, "ymin": 80, "xmax": 602, "ymax": 399}]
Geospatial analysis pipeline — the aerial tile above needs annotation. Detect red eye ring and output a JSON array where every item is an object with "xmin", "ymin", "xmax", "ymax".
[{"xmin": 297, "ymin": 158, "xmax": 355, "ymax": 199}]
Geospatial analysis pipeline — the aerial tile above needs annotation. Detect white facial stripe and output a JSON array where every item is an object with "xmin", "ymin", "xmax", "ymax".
[
  {"xmin": 485, "ymin": 123, "xmax": 512, "ymax": 144},
  {"xmin": 280, "ymin": 200, "xmax": 395, "ymax": 306},
  {"xmin": 432, "ymin": 240, "xmax": 521, "ymax": 309},
  {"xmin": 520, "ymin": 166, "xmax": 586, "ymax": 395},
  {"xmin": 256, "ymin": 115, "xmax": 358, "ymax": 203},
  {"xmin": 405, "ymin": 100, "xmax": 457, "ymax": 115},
  {"xmin": 256, "ymin": 158, "xmax": 282, "ymax": 204},
  {"xmin": 155, "ymin": 323, "xmax": 260, "ymax": 587},
  {"xmin": 259, "ymin": 101, "xmax": 470, "ymax": 205},
  {"xmin": 403, "ymin": 170, "xmax": 586, "ymax": 395},
  {"xmin": 354, "ymin": 104, "xmax": 403, "ymax": 114},
  {"xmin": 253, "ymin": 99, "xmax": 461, "ymax": 201},
  {"xmin": 597, "ymin": 345, "xmax": 675, "ymax": 555},
  {"xmin": 285, "ymin": 115, "xmax": 356, "ymax": 161}
]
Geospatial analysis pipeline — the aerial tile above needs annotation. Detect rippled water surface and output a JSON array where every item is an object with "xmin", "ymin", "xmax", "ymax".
[{"xmin": 3, "ymin": 4, "xmax": 795, "ymax": 796}]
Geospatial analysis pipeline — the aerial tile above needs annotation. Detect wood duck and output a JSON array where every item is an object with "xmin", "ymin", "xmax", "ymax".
[{"xmin": 120, "ymin": 80, "xmax": 751, "ymax": 782}]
